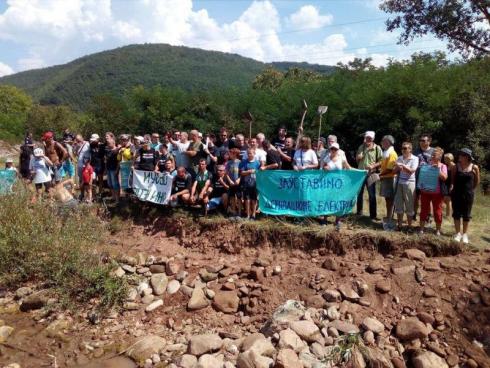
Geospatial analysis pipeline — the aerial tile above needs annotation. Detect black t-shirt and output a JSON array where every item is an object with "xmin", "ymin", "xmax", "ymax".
[
  {"xmin": 137, "ymin": 147, "xmax": 157, "ymax": 171},
  {"xmin": 210, "ymin": 176, "xmax": 227, "ymax": 198},
  {"xmin": 266, "ymin": 149, "xmax": 282, "ymax": 169},
  {"xmin": 272, "ymin": 136, "xmax": 286, "ymax": 150},
  {"xmin": 172, "ymin": 174, "xmax": 192, "ymax": 194},
  {"xmin": 105, "ymin": 146, "xmax": 119, "ymax": 171},
  {"xmin": 156, "ymin": 152, "xmax": 172, "ymax": 172},
  {"xmin": 90, "ymin": 142, "xmax": 105, "ymax": 169},
  {"xmin": 281, "ymin": 149, "xmax": 295, "ymax": 170}
]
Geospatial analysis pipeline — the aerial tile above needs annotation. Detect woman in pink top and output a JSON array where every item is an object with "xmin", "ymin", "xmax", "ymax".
[{"xmin": 419, "ymin": 147, "xmax": 448, "ymax": 235}]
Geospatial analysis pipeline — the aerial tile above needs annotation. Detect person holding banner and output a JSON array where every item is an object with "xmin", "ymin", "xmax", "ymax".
[
  {"xmin": 450, "ymin": 148, "xmax": 480, "ymax": 244},
  {"xmin": 240, "ymin": 147, "xmax": 261, "ymax": 220},
  {"xmin": 419, "ymin": 147, "xmax": 447, "ymax": 235},
  {"xmin": 393, "ymin": 142, "xmax": 419, "ymax": 229},
  {"xmin": 356, "ymin": 131, "xmax": 382, "ymax": 220},
  {"xmin": 322, "ymin": 142, "xmax": 351, "ymax": 230},
  {"xmin": 293, "ymin": 136, "xmax": 318, "ymax": 171}
]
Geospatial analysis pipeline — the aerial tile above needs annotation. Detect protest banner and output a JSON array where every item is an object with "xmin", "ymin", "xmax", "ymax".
[
  {"xmin": 257, "ymin": 169, "xmax": 366, "ymax": 217},
  {"xmin": 119, "ymin": 161, "xmax": 132, "ymax": 189},
  {"xmin": 0, "ymin": 170, "xmax": 17, "ymax": 195},
  {"xmin": 132, "ymin": 170, "xmax": 173, "ymax": 204},
  {"xmin": 417, "ymin": 165, "xmax": 439, "ymax": 192}
]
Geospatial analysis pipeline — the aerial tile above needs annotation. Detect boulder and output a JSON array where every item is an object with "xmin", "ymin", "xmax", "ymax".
[
  {"xmin": 396, "ymin": 318, "xmax": 429, "ymax": 341},
  {"xmin": 188, "ymin": 288, "xmax": 210, "ymax": 311},
  {"xmin": 275, "ymin": 349, "xmax": 303, "ymax": 368},
  {"xmin": 278, "ymin": 329, "xmax": 307, "ymax": 353},
  {"xmin": 323, "ymin": 289, "xmax": 342, "ymax": 302},
  {"xmin": 290, "ymin": 320, "xmax": 322, "ymax": 343},
  {"xmin": 241, "ymin": 333, "xmax": 275, "ymax": 356},
  {"xmin": 403, "ymin": 249, "xmax": 426, "ymax": 262},
  {"xmin": 391, "ymin": 261, "xmax": 416, "ymax": 275},
  {"xmin": 375, "ymin": 280, "xmax": 391, "ymax": 294},
  {"xmin": 237, "ymin": 349, "xmax": 274, "ymax": 368},
  {"xmin": 361, "ymin": 317, "xmax": 384, "ymax": 334},
  {"xmin": 150, "ymin": 274, "xmax": 168, "ymax": 296},
  {"xmin": 321, "ymin": 258, "xmax": 339, "ymax": 271},
  {"xmin": 167, "ymin": 280, "xmax": 181, "ymax": 295},
  {"xmin": 338, "ymin": 285, "xmax": 360, "ymax": 302},
  {"xmin": 197, "ymin": 354, "xmax": 223, "ymax": 368},
  {"xmin": 175, "ymin": 354, "xmax": 198, "ymax": 368},
  {"xmin": 126, "ymin": 335, "xmax": 166, "ymax": 364},
  {"xmin": 327, "ymin": 320, "xmax": 360, "ymax": 334},
  {"xmin": 412, "ymin": 351, "xmax": 449, "ymax": 368},
  {"xmin": 0, "ymin": 325, "xmax": 14, "ymax": 343},
  {"xmin": 188, "ymin": 334, "xmax": 223, "ymax": 356},
  {"xmin": 212, "ymin": 291, "xmax": 240, "ymax": 314}
]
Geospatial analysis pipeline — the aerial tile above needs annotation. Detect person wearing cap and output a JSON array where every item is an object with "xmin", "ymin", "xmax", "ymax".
[
  {"xmin": 356, "ymin": 131, "xmax": 382, "ymax": 219},
  {"xmin": 393, "ymin": 142, "xmax": 419, "ymax": 229},
  {"xmin": 42, "ymin": 131, "xmax": 68, "ymax": 184},
  {"xmin": 88, "ymin": 133, "xmax": 105, "ymax": 195},
  {"xmin": 450, "ymin": 148, "xmax": 480, "ymax": 244},
  {"xmin": 4, "ymin": 158, "xmax": 17, "ymax": 174},
  {"xmin": 379, "ymin": 135, "xmax": 398, "ymax": 222},
  {"xmin": 29, "ymin": 148, "xmax": 54, "ymax": 199},
  {"xmin": 322, "ymin": 142, "xmax": 352, "ymax": 230},
  {"xmin": 327, "ymin": 135, "xmax": 346, "ymax": 162},
  {"xmin": 272, "ymin": 126, "xmax": 287, "ymax": 150}
]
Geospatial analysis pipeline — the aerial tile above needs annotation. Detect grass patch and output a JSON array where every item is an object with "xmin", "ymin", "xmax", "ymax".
[{"xmin": 0, "ymin": 188, "xmax": 127, "ymax": 311}]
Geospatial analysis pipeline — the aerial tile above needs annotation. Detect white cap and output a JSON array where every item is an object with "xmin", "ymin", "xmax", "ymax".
[
  {"xmin": 33, "ymin": 148, "xmax": 44, "ymax": 157},
  {"xmin": 134, "ymin": 136, "xmax": 145, "ymax": 143},
  {"xmin": 5, "ymin": 158, "xmax": 13, "ymax": 163},
  {"xmin": 89, "ymin": 133, "xmax": 100, "ymax": 142},
  {"xmin": 330, "ymin": 142, "xmax": 340, "ymax": 150},
  {"xmin": 365, "ymin": 131, "xmax": 375, "ymax": 139}
]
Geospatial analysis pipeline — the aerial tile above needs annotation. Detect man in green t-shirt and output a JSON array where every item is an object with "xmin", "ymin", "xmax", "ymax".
[{"xmin": 356, "ymin": 131, "xmax": 382, "ymax": 219}]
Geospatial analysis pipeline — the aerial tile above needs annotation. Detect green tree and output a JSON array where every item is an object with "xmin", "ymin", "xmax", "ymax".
[{"xmin": 0, "ymin": 85, "xmax": 32, "ymax": 141}]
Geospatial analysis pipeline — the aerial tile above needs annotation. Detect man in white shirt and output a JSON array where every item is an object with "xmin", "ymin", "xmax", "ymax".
[
  {"xmin": 249, "ymin": 137, "xmax": 267, "ymax": 164},
  {"xmin": 170, "ymin": 132, "xmax": 191, "ymax": 169}
]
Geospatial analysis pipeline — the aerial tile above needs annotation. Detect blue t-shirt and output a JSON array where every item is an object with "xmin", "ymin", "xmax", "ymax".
[
  {"xmin": 226, "ymin": 159, "xmax": 241, "ymax": 182},
  {"xmin": 239, "ymin": 159, "xmax": 260, "ymax": 187}
]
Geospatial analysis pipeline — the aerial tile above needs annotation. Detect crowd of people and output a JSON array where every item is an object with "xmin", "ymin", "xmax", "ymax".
[{"xmin": 8, "ymin": 125, "xmax": 481, "ymax": 244}]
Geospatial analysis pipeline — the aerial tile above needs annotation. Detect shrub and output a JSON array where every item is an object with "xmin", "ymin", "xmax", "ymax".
[{"xmin": 0, "ymin": 188, "xmax": 127, "ymax": 310}]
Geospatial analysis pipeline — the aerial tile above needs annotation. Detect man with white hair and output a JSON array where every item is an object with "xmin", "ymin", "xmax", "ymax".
[
  {"xmin": 186, "ymin": 130, "xmax": 207, "ymax": 176},
  {"xmin": 356, "ymin": 131, "xmax": 382, "ymax": 219},
  {"xmin": 169, "ymin": 131, "xmax": 191, "ymax": 170}
]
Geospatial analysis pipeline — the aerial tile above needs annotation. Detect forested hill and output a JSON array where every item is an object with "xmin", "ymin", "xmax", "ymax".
[{"xmin": 0, "ymin": 44, "xmax": 335, "ymax": 110}]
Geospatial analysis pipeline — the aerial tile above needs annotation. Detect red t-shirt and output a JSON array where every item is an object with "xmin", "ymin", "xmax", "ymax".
[{"xmin": 82, "ymin": 164, "xmax": 94, "ymax": 184}]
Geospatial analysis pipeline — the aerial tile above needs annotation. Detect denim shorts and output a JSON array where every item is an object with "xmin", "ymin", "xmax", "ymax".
[{"xmin": 106, "ymin": 169, "xmax": 120, "ymax": 190}]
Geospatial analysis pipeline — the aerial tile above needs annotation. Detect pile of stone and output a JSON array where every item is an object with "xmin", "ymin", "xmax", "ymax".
[
  {"xmin": 123, "ymin": 298, "xmax": 479, "ymax": 368},
  {"xmin": 115, "ymin": 254, "xmax": 280, "ymax": 317}
]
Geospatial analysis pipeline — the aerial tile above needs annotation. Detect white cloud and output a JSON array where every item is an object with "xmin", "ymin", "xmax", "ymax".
[
  {"xmin": 0, "ymin": 61, "xmax": 14, "ymax": 77},
  {"xmin": 113, "ymin": 21, "xmax": 142, "ymax": 41},
  {"xmin": 281, "ymin": 34, "xmax": 354, "ymax": 64},
  {"xmin": 18, "ymin": 55, "xmax": 46, "ymax": 71},
  {"xmin": 287, "ymin": 5, "xmax": 333, "ymax": 31}
]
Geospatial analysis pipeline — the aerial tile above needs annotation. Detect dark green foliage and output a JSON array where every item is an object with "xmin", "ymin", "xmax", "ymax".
[{"xmin": 0, "ymin": 44, "xmax": 333, "ymax": 111}]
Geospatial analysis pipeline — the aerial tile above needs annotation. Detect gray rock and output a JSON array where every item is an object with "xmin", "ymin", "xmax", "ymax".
[
  {"xmin": 175, "ymin": 354, "xmax": 198, "ymax": 368},
  {"xmin": 15, "ymin": 286, "xmax": 33, "ymax": 299},
  {"xmin": 412, "ymin": 350, "xmax": 449, "ymax": 368},
  {"xmin": 126, "ymin": 335, "xmax": 166, "ymax": 365},
  {"xmin": 188, "ymin": 288, "xmax": 210, "ymax": 310},
  {"xmin": 122, "ymin": 264, "xmax": 136, "ymax": 273},
  {"xmin": 141, "ymin": 294, "xmax": 155, "ymax": 304},
  {"xmin": 396, "ymin": 318, "xmax": 429, "ymax": 341},
  {"xmin": 167, "ymin": 280, "xmax": 181, "ymax": 295},
  {"xmin": 188, "ymin": 334, "xmax": 223, "ymax": 356},
  {"xmin": 0, "ymin": 326, "xmax": 14, "ymax": 343},
  {"xmin": 290, "ymin": 320, "xmax": 322, "ymax": 343},
  {"xmin": 150, "ymin": 274, "xmax": 168, "ymax": 296},
  {"xmin": 338, "ymin": 285, "xmax": 360, "ymax": 302},
  {"xmin": 240, "ymin": 333, "xmax": 275, "ymax": 356},
  {"xmin": 197, "ymin": 354, "xmax": 223, "ymax": 368},
  {"xmin": 199, "ymin": 269, "xmax": 218, "ymax": 282},
  {"xmin": 278, "ymin": 329, "xmax": 307, "ymax": 353},
  {"xmin": 237, "ymin": 349, "xmax": 274, "ymax": 368},
  {"xmin": 323, "ymin": 289, "xmax": 341, "ymax": 302},
  {"xmin": 361, "ymin": 317, "xmax": 384, "ymax": 334},
  {"xmin": 145, "ymin": 299, "xmax": 163, "ymax": 312},
  {"xmin": 326, "ymin": 306, "xmax": 340, "ymax": 320}
]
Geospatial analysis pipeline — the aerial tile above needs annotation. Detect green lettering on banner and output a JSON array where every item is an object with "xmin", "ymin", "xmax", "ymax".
[{"xmin": 257, "ymin": 169, "xmax": 366, "ymax": 217}]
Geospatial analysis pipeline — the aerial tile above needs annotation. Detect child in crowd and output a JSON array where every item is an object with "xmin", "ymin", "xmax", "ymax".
[
  {"xmin": 29, "ymin": 148, "xmax": 53, "ymax": 201},
  {"xmin": 4, "ymin": 158, "xmax": 17, "ymax": 173},
  {"xmin": 81, "ymin": 157, "xmax": 94, "ymax": 203},
  {"xmin": 240, "ymin": 147, "xmax": 261, "ymax": 220}
]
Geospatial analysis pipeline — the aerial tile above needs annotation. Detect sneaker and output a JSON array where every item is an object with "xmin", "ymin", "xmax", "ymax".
[
  {"xmin": 454, "ymin": 233, "xmax": 462, "ymax": 242},
  {"xmin": 462, "ymin": 233, "xmax": 469, "ymax": 244},
  {"xmin": 419, "ymin": 230, "xmax": 424, "ymax": 235},
  {"xmin": 435, "ymin": 230, "xmax": 441, "ymax": 236}
]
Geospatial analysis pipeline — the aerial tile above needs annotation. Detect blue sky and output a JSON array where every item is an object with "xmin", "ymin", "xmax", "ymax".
[{"xmin": 0, "ymin": 0, "xmax": 448, "ymax": 77}]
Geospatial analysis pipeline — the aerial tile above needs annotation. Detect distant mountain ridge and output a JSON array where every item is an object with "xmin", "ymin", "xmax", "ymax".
[{"xmin": 0, "ymin": 44, "xmax": 336, "ymax": 110}]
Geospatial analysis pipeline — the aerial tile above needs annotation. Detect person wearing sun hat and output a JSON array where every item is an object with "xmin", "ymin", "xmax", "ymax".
[
  {"xmin": 450, "ymin": 148, "xmax": 480, "ymax": 244},
  {"xmin": 356, "ymin": 130, "xmax": 383, "ymax": 219}
]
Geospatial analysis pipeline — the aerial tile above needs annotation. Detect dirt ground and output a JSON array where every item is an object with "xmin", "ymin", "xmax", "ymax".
[{"xmin": 1, "ymin": 210, "xmax": 489, "ymax": 367}]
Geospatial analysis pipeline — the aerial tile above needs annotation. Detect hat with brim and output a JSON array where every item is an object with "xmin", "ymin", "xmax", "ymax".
[
  {"xmin": 6, "ymin": 158, "xmax": 13, "ymax": 163},
  {"xmin": 458, "ymin": 148, "xmax": 474, "ymax": 161},
  {"xmin": 89, "ymin": 133, "xmax": 100, "ymax": 142},
  {"xmin": 33, "ymin": 148, "xmax": 44, "ymax": 157}
]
